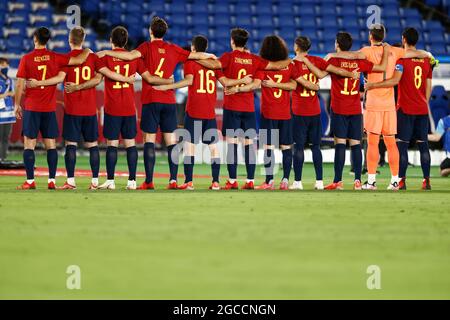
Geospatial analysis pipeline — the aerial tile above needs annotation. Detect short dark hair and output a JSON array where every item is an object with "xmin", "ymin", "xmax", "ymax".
[
  {"xmin": 33, "ymin": 27, "xmax": 51, "ymax": 45},
  {"xmin": 402, "ymin": 27, "xmax": 419, "ymax": 46},
  {"xmin": 336, "ymin": 32, "xmax": 353, "ymax": 51},
  {"xmin": 111, "ymin": 26, "xmax": 128, "ymax": 48},
  {"xmin": 151, "ymin": 16, "xmax": 168, "ymax": 39},
  {"xmin": 295, "ymin": 36, "xmax": 311, "ymax": 52},
  {"xmin": 69, "ymin": 26, "xmax": 86, "ymax": 46},
  {"xmin": 369, "ymin": 24, "xmax": 386, "ymax": 42},
  {"xmin": 231, "ymin": 28, "xmax": 249, "ymax": 48},
  {"xmin": 192, "ymin": 35, "xmax": 208, "ymax": 52},
  {"xmin": 259, "ymin": 35, "xmax": 289, "ymax": 62},
  {"xmin": 0, "ymin": 57, "xmax": 9, "ymax": 64}
]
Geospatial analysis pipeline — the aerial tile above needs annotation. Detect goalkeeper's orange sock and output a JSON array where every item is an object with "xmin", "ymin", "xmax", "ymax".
[
  {"xmin": 367, "ymin": 133, "xmax": 380, "ymax": 184},
  {"xmin": 384, "ymin": 135, "xmax": 400, "ymax": 182}
]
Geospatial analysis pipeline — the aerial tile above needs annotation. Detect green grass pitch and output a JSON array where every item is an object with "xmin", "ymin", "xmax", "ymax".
[{"xmin": 0, "ymin": 152, "xmax": 449, "ymax": 299}]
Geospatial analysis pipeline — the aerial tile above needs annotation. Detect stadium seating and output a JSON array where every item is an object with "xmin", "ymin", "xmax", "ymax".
[
  {"xmin": 0, "ymin": 0, "xmax": 449, "ymax": 68},
  {"xmin": 429, "ymin": 85, "xmax": 450, "ymax": 125}
]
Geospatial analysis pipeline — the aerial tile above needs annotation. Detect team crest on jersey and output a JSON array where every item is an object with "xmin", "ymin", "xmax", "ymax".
[
  {"xmin": 159, "ymin": 48, "xmax": 166, "ymax": 54},
  {"xmin": 34, "ymin": 55, "xmax": 50, "ymax": 62}
]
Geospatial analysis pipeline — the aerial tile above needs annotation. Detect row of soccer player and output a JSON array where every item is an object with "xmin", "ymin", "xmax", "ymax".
[{"xmin": 14, "ymin": 17, "xmax": 434, "ymax": 190}]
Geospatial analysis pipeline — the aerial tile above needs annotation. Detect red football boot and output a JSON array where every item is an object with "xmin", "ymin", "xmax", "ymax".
[
  {"xmin": 241, "ymin": 181, "xmax": 255, "ymax": 190},
  {"xmin": 399, "ymin": 177, "xmax": 407, "ymax": 190},
  {"xmin": 138, "ymin": 181, "xmax": 155, "ymax": 190},
  {"xmin": 256, "ymin": 181, "xmax": 275, "ymax": 190},
  {"xmin": 48, "ymin": 181, "xmax": 56, "ymax": 190},
  {"xmin": 58, "ymin": 182, "xmax": 76, "ymax": 190},
  {"xmin": 223, "ymin": 180, "xmax": 239, "ymax": 190},
  {"xmin": 324, "ymin": 181, "xmax": 344, "ymax": 190},
  {"xmin": 422, "ymin": 178, "xmax": 431, "ymax": 190},
  {"xmin": 17, "ymin": 181, "xmax": 36, "ymax": 190},
  {"xmin": 178, "ymin": 181, "xmax": 194, "ymax": 190},
  {"xmin": 166, "ymin": 181, "xmax": 178, "ymax": 190},
  {"xmin": 209, "ymin": 182, "xmax": 220, "ymax": 190}
]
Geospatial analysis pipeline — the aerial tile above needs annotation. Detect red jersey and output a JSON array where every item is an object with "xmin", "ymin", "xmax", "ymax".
[
  {"xmin": 184, "ymin": 61, "xmax": 217, "ymax": 120},
  {"xmin": 98, "ymin": 48, "xmax": 146, "ymax": 116},
  {"xmin": 291, "ymin": 56, "xmax": 329, "ymax": 116},
  {"xmin": 136, "ymin": 39, "xmax": 190, "ymax": 105},
  {"xmin": 63, "ymin": 51, "xmax": 102, "ymax": 116},
  {"xmin": 396, "ymin": 58, "xmax": 432, "ymax": 115},
  {"xmin": 219, "ymin": 50, "xmax": 269, "ymax": 112},
  {"xmin": 255, "ymin": 63, "xmax": 295, "ymax": 120},
  {"xmin": 328, "ymin": 57, "xmax": 374, "ymax": 115},
  {"xmin": 16, "ymin": 48, "xmax": 70, "ymax": 112}
]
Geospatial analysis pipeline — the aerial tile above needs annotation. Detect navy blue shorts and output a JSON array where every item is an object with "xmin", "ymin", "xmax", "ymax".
[
  {"xmin": 141, "ymin": 103, "xmax": 177, "ymax": 134},
  {"xmin": 22, "ymin": 110, "xmax": 59, "ymax": 139},
  {"xmin": 63, "ymin": 114, "xmax": 98, "ymax": 143},
  {"xmin": 397, "ymin": 109, "xmax": 429, "ymax": 142},
  {"xmin": 103, "ymin": 113, "xmax": 137, "ymax": 140},
  {"xmin": 184, "ymin": 113, "xmax": 219, "ymax": 145},
  {"xmin": 222, "ymin": 108, "xmax": 257, "ymax": 139},
  {"xmin": 331, "ymin": 112, "xmax": 362, "ymax": 141},
  {"xmin": 259, "ymin": 115, "xmax": 293, "ymax": 146},
  {"xmin": 293, "ymin": 114, "xmax": 322, "ymax": 146}
]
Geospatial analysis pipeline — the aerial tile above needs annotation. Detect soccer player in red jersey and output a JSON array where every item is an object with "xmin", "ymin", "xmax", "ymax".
[
  {"xmin": 14, "ymin": 27, "xmax": 90, "ymax": 190},
  {"xmin": 309, "ymin": 32, "xmax": 387, "ymax": 190},
  {"xmin": 291, "ymin": 36, "xmax": 361, "ymax": 190},
  {"xmin": 71, "ymin": 26, "xmax": 174, "ymax": 190},
  {"xmin": 154, "ymin": 36, "xmax": 246, "ymax": 190},
  {"xmin": 197, "ymin": 29, "xmax": 291, "ymax": 190},
  {"xmin": 26, "ymin": 27, "xmax": 137, "ymax": 190},
  {"xmin": 365, "ymin": 28, "xmax": 433, "ymax": 190},
  {"xmin": 328, "ymin": 24, "xmax": 431, "ymax": 190},
  {"xmin": 99, "ymin": 17, "xmax": 216, "ymax": 190},
  {"xmin": 226, "ymin": 35, "xmax": 318, "ymax": 190}
]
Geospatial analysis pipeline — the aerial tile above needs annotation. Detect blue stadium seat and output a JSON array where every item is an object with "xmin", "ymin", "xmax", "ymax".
[
  {"xmin": 429, "ymin": 85, "xmax": 450, "ymax": 125},
  {"xmin": 213, "ymin": 15, "xmax": 231, "ymax": 27},
  {"xmin": 298, "ymin": 16, "xmax": 317, "ymax": 28},
  {"xmin": 382, "ymin": 4, "xmax": 399, "ymax": 17},
  {"xmin": 256, "ymin": 15, "xmax": 274, "ymax": 28},
  {"xmin": 322, "ymin": 18, "xmax": 339, "ymax": 29},
  {"xmin": 403, "ymin": 18, "xmax": 423, "ymax": 31},
  {"xmin": 212, "ymin": 3, "xmax": 230, "ymax": 14},
  {"xmin": 317, "ymin": 6, "xmax": 336, "ymax": 17}
]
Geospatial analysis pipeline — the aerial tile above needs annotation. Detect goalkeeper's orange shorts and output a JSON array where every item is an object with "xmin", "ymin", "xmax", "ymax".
[{"xmin": 364, "ymin": 109, "xmax": 397, "ymax": 136}]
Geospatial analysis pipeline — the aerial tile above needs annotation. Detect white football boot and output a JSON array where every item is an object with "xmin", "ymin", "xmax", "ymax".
[{"xmin": 98, "ymin": 180, "xmax": 116, "ymax": 190}]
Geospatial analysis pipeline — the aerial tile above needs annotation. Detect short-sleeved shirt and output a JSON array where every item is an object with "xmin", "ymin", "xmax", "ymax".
[
  {"xmin": 255, "ymin": 63, "xmax": 295, "ymax": 120},
  {"xmin": 219, "ymin": 50, "xmax": 269, "ymax": 112},
  {"xmin": 184, "ymin": 61, "xmax": 217, "ymax": 120},
  {"xmin": 16, "ymin": 48, "xmax": 70, "ymax": 111},
  {"xmin": 328, "ymin": 57, "xmax": 374, "ymax": 115},
  {"xmin": 436, "ymin": 116, "xmax": 450, "ymax": 155},
  {"xmin": 395, "ymin": 58, "xmax": 432, "ymax": 115},
  {"xmin": 136, "ymin": 39, "xmax": 190, "ymax": 105},
  {"xmin": 63, "ymin": 50, "xmax": 103, "ymax": 116},
  {"xmin": 97, "ymin": 48, "xmax": 146, "ymax": 116},
  {"xmin": 291, "ymin": 56, "xmax": 329, "ymax": 116},
  {"xmin": 360, "ymin": 45, "xmax": 405, "ymax": 112}
]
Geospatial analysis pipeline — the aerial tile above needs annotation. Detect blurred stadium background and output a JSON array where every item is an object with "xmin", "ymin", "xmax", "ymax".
[{"xmin": 0, "ymin": 0, "xmax": 449, "ymax": 155}]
